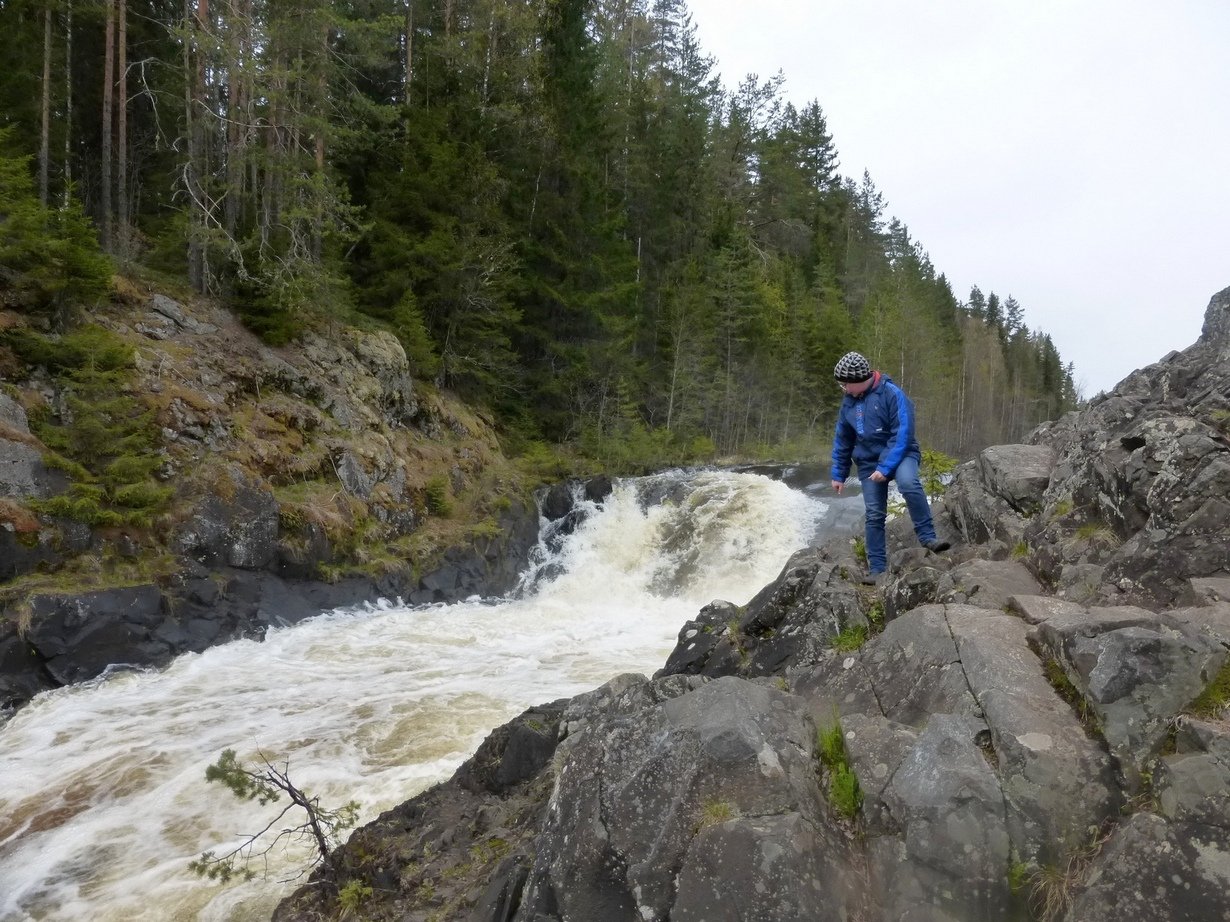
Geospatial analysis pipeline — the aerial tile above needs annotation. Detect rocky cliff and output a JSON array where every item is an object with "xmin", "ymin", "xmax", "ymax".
[
  {"xmin": 273, "ymin": 287, "xmax": 1230, "ymax": 922},
  {"xmin": 0, "ymin": 289, "xmax": 545, "ymax": 713}
]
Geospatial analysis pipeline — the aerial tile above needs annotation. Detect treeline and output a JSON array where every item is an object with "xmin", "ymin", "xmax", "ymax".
[{"xmin": 0, "ymin": 0, "xmax": 1076, "ymax": 462}]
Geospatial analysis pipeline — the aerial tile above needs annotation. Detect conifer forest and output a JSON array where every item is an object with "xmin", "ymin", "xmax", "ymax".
[{"xmin": 0, "ymin": 0, "xmax": 1078, "ymax": 463}]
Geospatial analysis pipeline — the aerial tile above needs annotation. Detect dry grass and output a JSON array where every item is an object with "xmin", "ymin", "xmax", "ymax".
[
  {"xmin": 1027, "ymin": 827, "xmax": 1113, "ymax": 922},
  {"xmin": 0, "ymin": 420, "xmax": 43, "ymax": 448},
  {"xmin": 0, "ymin": 497, "xmax": 41, "ymax": 533}
]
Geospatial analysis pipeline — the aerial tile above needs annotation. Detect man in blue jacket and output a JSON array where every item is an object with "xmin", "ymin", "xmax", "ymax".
[{"xmin": 829, "ymin": 351, "xmax": 950, "ymax": 585}]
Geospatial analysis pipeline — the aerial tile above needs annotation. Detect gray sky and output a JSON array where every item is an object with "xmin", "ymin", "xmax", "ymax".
[{"xmin": 684, "ymin": 0, "xmax": 1230, "ymax": 397}]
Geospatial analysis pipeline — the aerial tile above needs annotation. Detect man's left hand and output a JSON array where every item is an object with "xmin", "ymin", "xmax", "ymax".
[{"xmin": 870, "ymin": 471, "xmax": 887, "ymax": 483}]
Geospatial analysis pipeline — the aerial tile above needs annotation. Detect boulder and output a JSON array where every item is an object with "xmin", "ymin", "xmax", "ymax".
[
  {"xmin": 1030, "ymin": 608, "xmax": 1228, "ymax": 783},
  {"xmin": 0, "ymin": 621, "xmax": 54, "ymax": 710},
  {"xmin": 657, "ymin": 545, "xmax": 866, "ymax": 680},
  {"xmin": 943, "ymin": 444, "xmax": 1054, "ymax": 554}
]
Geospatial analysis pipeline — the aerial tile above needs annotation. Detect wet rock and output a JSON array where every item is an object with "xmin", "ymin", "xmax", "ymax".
[
  {"xmin": 454, "ymin": 701, "xmax": 567, "ymax": 796},
  {"xmin": 172, "ymin": 465, "xmax": 280, "ymax": 569},
  {"xmin": 24, "ymin": 585, "xmax": 170, "ymax": 684},
  {"xmin": 658, "ymin": 546, "xmax": 865, "ymax": 680},
  {"xmin": 0, "ymin": 622, "xmax": 54, "ymax": 709}
]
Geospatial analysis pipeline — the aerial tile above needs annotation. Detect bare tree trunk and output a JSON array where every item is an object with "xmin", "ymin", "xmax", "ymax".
[
  {"xmin": 101, "ymin": 0, "xmax": 115, "ymax": 250},
  {"xmin": 62, "ymin": 0, "xmax": 73, "ymax": 206},
  {"xmin": 480, "ymin": 6, "xmax": 495, "ymax": 113},
  {"xmin": 39, "ymin": 4, "xmax": 52, "ymax": 205},
  {"xmin": 403, "ymin": 0, "xmax": 413, "ymax": 101},
  {"xmin": 223, "ymin": 0, "xmax": 241, "ymax": 235},
  {"xmin": 184, "ymin": 0, "xmax": 208, "ymax": 289},
  {"xmin": 311, "ymin": 25, "xmax": 327, "ymax": 261},
  {"xmin": 183, "ymin": 0, "xmax": 198, "ymax": 286},
  {"xmin": 117, "ymin": 0, "xmax": 128, "ymax": 254}
]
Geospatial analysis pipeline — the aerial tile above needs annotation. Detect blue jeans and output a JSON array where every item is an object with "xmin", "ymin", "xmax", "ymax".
[{"xmin": 861, "ymin": 455, "xmax": 937, "ymax": 574}]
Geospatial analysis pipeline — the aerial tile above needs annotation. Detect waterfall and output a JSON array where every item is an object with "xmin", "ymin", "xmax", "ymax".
[{"xmin": 0, "ymin": 469, "xmax": 837, "ymax": 922}]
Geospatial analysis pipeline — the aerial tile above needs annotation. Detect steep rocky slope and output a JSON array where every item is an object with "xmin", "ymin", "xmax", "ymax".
[
  {"xmin": 0, "ymin": 288, "xmax": 543, "ymax": 712},
  {"xmin": 273, "ymin": 287, "xmax": 1230, "ymax": 922}
]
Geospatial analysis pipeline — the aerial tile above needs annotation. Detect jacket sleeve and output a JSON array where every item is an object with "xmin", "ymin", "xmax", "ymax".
[
  {"xmin": 876, "ymin": 382, "xmax": 915, "ymax": 477},
  {"xmin": 830, "ymin": 406, "xmax": 854, "ymax": 482}
]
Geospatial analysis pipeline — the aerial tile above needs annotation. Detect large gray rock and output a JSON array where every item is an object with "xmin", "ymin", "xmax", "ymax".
[
  {"xmin": 1199, "ymin": 284, "xmax": 1230, "ymax": 346},
  {"xmin": 932, "ymin": 558, "xmax": 1043, "ymax": 612},
  {"xmin": 1063, "ymin": 813, "xmax": 1230, "ymax": 922},
  {"xmin": 657, "ymin": 545, "xmax": 867, "ymax": 680},
  {"xmin": 948, "ymin": 606, "xmax": 1121, "ymax": 860},
  {"xmin": 0, "ymin": 392, "xmax": 63, "ymax": 499},
  {"xmin": 1031, "ymin": 611, "xmax": 1227, "ymax": 783},
  {"xmin": 857, "ymin": 604, "xmax": 980, "ymax": 727},
  {"xmin": 943, "ymin": 444, "xmax": 1054, "ymax": 554},
  {"xmin": 1154, "ymin": 718, "xmax": 1230, "ymax": 827},
  {"xmin": 173, "ymin": 465, "xmax": 280, "ymax": 569},
  {"xmin": 24, "ymin": 585, "xmax": 170, "ymax": 685},
  {"xmin": 977, "ymin": 444, "xmax": 1055, "ymax": 516},
  {"xmin": 671, "ymin": 812, "xmax": 842, "ymax": 922},
  {"xmin": 872, "ymin": 713, "xmax": 1012, "ymax": 922},
  {"xmin": 516, "ymin": 676, "xmax": 857, "ymax": 922}
]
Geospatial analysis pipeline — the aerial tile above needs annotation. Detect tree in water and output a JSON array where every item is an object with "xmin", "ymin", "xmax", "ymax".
[{"xmin": 190, "ymin": 749, "xmax": 360, "ymax": 883}]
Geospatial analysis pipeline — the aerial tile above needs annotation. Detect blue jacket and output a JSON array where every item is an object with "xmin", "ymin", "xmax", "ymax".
[{"xmin": 830, "ymin": 372, "xmax": 922, "ymax": 482}]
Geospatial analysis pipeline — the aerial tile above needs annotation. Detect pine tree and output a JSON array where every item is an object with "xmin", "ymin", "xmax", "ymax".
[{"xmin": 0, "ymin": 127, "xmax": 111, "ymax": 321}]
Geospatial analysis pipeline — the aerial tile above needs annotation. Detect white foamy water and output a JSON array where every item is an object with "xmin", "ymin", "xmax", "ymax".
[{"xmin": 0, "ymin": 470, "xmax": 828, "ymax": 922}]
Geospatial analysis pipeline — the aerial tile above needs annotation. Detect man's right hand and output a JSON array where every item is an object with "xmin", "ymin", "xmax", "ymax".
[{"xmin": 831, "ymin": 479, "xmax": 844, "ymax": 494}]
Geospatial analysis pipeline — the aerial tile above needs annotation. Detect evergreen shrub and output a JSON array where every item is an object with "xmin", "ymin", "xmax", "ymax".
[
  {"xmin": 0, "ymin": 127, "xmax": 111, "ymax": 320},
  {"xmin": 5, "ymin": 325, "xmax": 172, "ymax": 526}
]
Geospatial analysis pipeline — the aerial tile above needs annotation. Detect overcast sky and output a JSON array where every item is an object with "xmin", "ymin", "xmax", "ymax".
[{"xmin": 683, "ymin": 0, "xmax": 1230, "ymax": 397}]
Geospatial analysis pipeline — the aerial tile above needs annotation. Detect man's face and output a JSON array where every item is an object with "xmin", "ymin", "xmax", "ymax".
[{"xmin": 837, "ymin": 377, "xmax": 873, "ymax": 397}]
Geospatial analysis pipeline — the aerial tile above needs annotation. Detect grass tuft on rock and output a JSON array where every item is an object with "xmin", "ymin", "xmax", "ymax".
[
  {"xmin": 1187, "ymin": 659, "xmax": 1230, "ymax": 719},
  {"xmin": 1042, "ymin": 657, "xmax": 1102, "ymax": 738},
  {"xmin": 816, "ymin": 722, "xmax": 862, "ymax": 820}
]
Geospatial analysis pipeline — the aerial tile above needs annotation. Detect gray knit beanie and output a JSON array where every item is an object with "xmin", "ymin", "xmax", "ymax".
[{"xmin": 834, "ymin": 351, "xmax": 872, "ymax": 383}]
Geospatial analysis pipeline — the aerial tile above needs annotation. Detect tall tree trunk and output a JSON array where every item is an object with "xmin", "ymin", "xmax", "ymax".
[
  {"xmin": 184, "ymin": 0, "xmax": 207, "ymax": 289},
  {"xmin": 403, "ymin": 0, "xmax": 413, "ymax": 101},
  {"xmin": 223, "ymin": 106, "xmax": 239, "ymax": 233},
  {"xmin": 62, "ymin": 0, "xmax": 72, "ymax": 207},
  {"xmin": 39, "ymin": 4, "xmax": 52, "ymax": 205},
  {"xmin": 101, "ymin": 0, "xmax": 116, "ymax": 250},
  {"xmin": 117, "ymin": 0, "xmax": 128, "ymax": 253},
  {"xmin": 223, "ymin": 0, "xmax": 241, "ymax": 235}
]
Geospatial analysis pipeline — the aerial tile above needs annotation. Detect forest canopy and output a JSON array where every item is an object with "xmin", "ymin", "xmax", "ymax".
[{"xmin": 0, "ymin": 0, "xmax": 1077, "ymax": 463}]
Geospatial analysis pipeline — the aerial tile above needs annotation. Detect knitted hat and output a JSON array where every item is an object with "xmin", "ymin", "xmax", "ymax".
[{"xmin": 834, "ymin": 351, "xmax": 872, "ymax": 383}]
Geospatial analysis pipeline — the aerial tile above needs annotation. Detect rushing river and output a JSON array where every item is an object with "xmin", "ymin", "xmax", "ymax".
[{"xmin": 0, "ymin": 469, "xmax": 843, "ymax": 922}]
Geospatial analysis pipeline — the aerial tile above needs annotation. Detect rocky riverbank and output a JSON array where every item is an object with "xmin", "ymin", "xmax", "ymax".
[
  {"xmin": 1, "ymin": 288, "xmax": 553, "ymax": 714},
  {"xmin": 273, "ymin": 287, "xmax": 1230, "ymax": 922}
]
